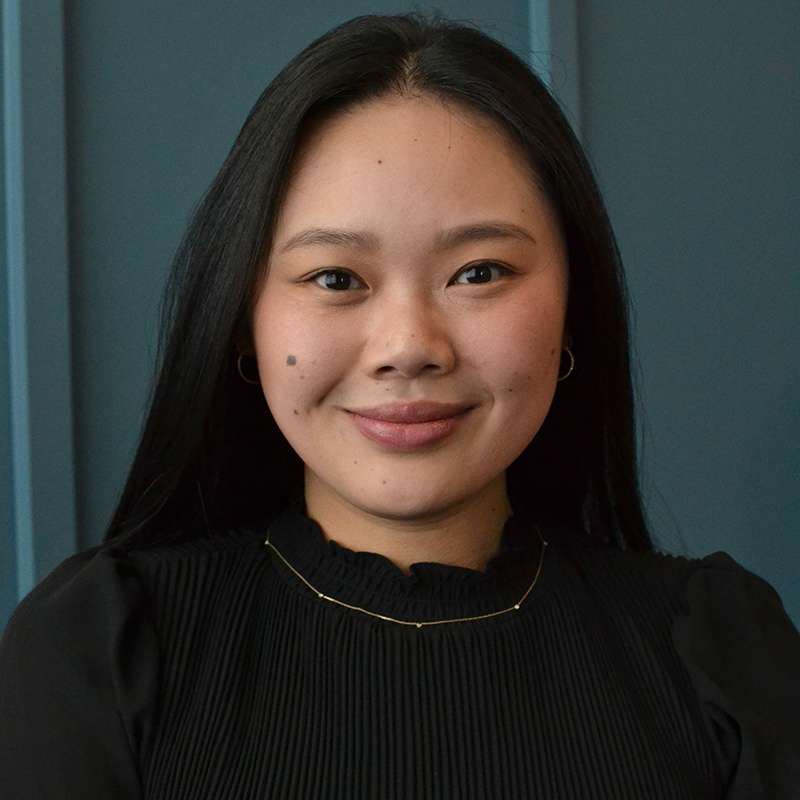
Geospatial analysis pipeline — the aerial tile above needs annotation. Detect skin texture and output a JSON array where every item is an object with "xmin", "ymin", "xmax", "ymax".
[{"xmin": 253, "ymin": 95, "xmax": 568, "ymax": 571}]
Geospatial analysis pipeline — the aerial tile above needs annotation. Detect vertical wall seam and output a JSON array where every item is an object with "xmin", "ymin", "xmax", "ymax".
[
  {"xmin": 3, "ymin": 0, "xmax": 77, "ymax": 601},
  {"xmin": 528, "ymin": 0, "xmax": 552, "ymax": 83},
  {"xmin": 3, "ymin": 0, "xmax": 34, "ymax": 597},
  {"xmin": 529, "ymin": 0, "xmax": 582, "ymax": 136}
]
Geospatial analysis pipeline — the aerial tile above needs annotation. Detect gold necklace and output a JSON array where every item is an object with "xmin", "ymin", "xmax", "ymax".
[{"xmin": 264, "ymin": 528, "xmax": 548, "ymax": 628}]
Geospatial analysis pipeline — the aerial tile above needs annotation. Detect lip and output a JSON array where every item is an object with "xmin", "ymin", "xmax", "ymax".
[{"xmin": 345, "ymin": 402, "xmax": 472, "ymax": 450}]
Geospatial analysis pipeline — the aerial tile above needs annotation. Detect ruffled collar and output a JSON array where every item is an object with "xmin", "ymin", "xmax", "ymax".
[{"xmin": 259, "ymin": 509, "xmax": 555, "ymax": 625}]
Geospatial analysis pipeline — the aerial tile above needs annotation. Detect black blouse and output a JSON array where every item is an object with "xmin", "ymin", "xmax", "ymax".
[{"xmin": 1, "ymin": 511, "xmax": 799, "ymax": 799}]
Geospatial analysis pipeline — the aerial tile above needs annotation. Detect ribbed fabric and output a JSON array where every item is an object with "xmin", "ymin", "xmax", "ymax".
[
  {"xmin": 3, "ymin": 510, "xmax": 799, "ymax": 799},
  {"xmin": 137, "ymin": 512, "xmax": 721, "ymax": 799}
]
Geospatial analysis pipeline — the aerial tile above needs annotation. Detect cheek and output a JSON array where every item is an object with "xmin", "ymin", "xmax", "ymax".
[
  {"xmin": 252, "ymin": 299, "xmax": 353, "ymax": 413},
  {"xmin": 469, "ymin": 307, "xmax": 563, "ymax": 397},
  {"xmin": 480, "ymin": 314, "xmax": 562, "ymax": 461}
]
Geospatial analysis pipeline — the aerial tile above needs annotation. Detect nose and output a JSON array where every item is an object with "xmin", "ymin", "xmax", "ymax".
[{"xmin": 363, "ymin": 292, "xmax": 456, "ymax": 379}]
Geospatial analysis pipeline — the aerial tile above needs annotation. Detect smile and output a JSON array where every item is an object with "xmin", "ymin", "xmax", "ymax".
[{"xmin": 345, "ymin": 402, "xmax": 472, "ymax": 450}]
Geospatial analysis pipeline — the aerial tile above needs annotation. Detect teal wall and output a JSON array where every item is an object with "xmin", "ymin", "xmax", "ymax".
[
  {"xmin": 2, "ymin": 1, "xmax": 798, "ymax": 630},
  {"xmin": 580, "ymin": 0, "xmax": 799, "ymax": 623}
]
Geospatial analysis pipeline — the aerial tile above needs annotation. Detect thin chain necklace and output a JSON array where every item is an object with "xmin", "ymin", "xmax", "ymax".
[{"xmin": 264, "ymin": 527, "xmax": 548, "ymax": 628}]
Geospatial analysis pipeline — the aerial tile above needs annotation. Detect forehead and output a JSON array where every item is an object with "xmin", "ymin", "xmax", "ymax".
[
  {"xmin": 275, "ymin": 95, "xmax": 543, "ymax": 234},
  {"xmin": 293, "ymin": 93, "xmax": 530, "ymax": 171}
]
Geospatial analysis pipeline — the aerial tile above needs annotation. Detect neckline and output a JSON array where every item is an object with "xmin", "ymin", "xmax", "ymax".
[{"xmin": 262, "ymin": 509, "xmax": 556, "ymax": 625}]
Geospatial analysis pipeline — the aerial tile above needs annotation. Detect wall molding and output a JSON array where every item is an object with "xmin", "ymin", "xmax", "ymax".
[
  {"xmin": 529, "ymin": 0, "xmax": 581, "ymax": 133},
  {"xmin": 3, "ymin": 0, "xmax": 76, "ymax": 608}
]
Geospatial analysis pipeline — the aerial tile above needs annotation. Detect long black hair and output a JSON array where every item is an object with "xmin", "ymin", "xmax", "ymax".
[{"xmin": 106, "ymin": 13, "xmax": 650, "ymax": 551}]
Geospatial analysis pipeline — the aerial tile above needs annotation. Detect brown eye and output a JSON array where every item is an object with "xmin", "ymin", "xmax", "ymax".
[
  {"xmin": 451, "ymin": 262, "xmax": 510, "ymax": 285},
  {"xmin": 312, "ymin": 269, "xmax": 365, "ymax": 291}
]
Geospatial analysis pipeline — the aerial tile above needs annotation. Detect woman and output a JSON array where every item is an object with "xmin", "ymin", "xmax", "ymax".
[{"xmin": 1, "ymin": 13, "xmax": 798, "ymax": 799}]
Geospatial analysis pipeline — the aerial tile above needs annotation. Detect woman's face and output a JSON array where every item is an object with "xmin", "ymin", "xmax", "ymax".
[{"xmin": 253, "ymin": 95, "xmax": 568, "ymax": 523}]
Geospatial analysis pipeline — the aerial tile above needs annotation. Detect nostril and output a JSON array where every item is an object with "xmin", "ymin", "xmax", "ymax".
[{"xmin": 367, "ymin": 318, "xmax": 455, "ymax": 378}]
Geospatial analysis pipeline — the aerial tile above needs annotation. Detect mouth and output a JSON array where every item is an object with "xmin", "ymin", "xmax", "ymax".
[{"xmin": 345, "ymin": 402, "xmax": 473, "ymax": 450}]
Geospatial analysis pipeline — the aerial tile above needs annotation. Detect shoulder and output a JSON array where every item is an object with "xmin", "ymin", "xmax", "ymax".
[
  {"xmin": 551, "ymin": 530, "xmax": 699, "ymax": 620},
  {"xmin": 123, "ymin": 526, "xmax": 270, "ymax": 625},
  {"xmin": 554, "ymin": 532, "xmax": 800, "ymax": 782},
  {"xmin": 2, "ymin": 543, "xmax": 145, "ymax": 651},
  {"xmin": 0, "ymin": 526, "xmax": 271, "ymax": 776},
  {"xmin": 1, "ymin": 525, "xmax": 268, "ymax": 675},
  {"xmin": 557, "ymin": 532, "xmax": 800, "ymax": 656},
  {"xmin": 669, "ymin": 552, "xmax": 800, "ymax": 793},
  {"xmin": 124, "ymin": 525, "xmax": 267, "ymax": 580},
  {"xmin": 5, "ymin": 526, "xmax": 264, "ymax": 629},
  {"xmin": 0, "ymin": 544, "xmax": 162, "ymax": 796},
  {"xmin": 672, "ymin": 550, "xmax": 800, "ymax": 712}
]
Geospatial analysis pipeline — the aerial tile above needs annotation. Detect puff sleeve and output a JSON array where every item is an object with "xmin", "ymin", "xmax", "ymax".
[
  {"xmin": 0, "ymin": 546, "xmax": 160, "ymax": 799},
  {"xmin": 673, "ymin": 552, "xmax": 800, "ymax": 799}
]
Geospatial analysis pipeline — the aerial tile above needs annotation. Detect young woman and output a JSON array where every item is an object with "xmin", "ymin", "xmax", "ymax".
[{"xmin": 1, "ymin": 14, "xmax": 798, "ymax": 799}]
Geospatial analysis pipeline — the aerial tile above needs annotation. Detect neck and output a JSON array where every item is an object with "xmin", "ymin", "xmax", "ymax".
[{"xmin": 303, "ymin": 472, "xmax": 512, "ymax": 573}]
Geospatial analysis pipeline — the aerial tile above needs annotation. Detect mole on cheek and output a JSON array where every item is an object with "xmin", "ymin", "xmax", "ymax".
[
  {"xmin": 286, "ymin": 355, "xmax": 296, "ymax": 366},
  {"xmin": 550, "ymin": 348, "xmax": 555, "ymax": 356}
]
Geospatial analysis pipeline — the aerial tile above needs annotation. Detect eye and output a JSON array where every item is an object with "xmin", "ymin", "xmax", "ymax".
[
  {"xmin": 450, "ymin": 261, "xmax": 512, "ymax": 285},
  {"xmin": 310, "ymin": 269, "xmax": 366, "ymax": 291}
]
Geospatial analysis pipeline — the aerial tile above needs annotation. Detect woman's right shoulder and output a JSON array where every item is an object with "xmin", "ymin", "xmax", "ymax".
[
  {"xmin": 0, "ymin": 526, "xmax": 271, "ymax": 799},
  {"xmin": 15, "ymin": 529, "xmax": 261, "ymax": 615},
  {"xmin": 0, "ymin": 543, "xmax": 163, "ymax": 798},
  {"xmin": 4, "ymin": 525, "xmax": 267, "ymax": 643},
  {"xmin": 5, "ymin": 543, "xmax": 143, "ymax": 640}
]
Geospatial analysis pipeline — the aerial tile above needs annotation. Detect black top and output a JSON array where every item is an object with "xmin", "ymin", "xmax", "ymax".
[{"xmin": 1, "ymin": 511, "xmax": 799, "ymax": 799}]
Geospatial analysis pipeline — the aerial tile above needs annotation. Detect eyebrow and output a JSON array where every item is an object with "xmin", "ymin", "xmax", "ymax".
[
  {"xmin": 434, "ymin": 222, "xmax": 537, "ymax": 249},
  {"xmin": 279, "ymin": 228, "xmax": 379, "ymax": 253},
  {"xmin": 278, "ymin": 221, "xmax": 536, "ymax": 254}
]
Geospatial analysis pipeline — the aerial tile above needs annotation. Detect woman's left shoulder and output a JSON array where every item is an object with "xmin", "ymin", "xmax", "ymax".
[
  {"xmin": 555, "ymin": 533, "xmax": 705, "ymax": 618},
  {"xmin": 672, "ymin": 549, "xmax": 799, "ymax": 652},
  {"xmin": 668, "ymin": 551, "xmax": 800, "ymax": 796},
  {"xmin": 670, "ymin": 549, "xmax": 800, "ymax": 724},
  {"xmin": 598, "ymin": 543, "xmax": 800, "ymax": 706},
  {"xmin": 585, "ymin": 540, "xmax": 800, "ymax": 794},
  {"xmin": 565, "ymin": 535, "xmax": 793, "ymax": 632}
]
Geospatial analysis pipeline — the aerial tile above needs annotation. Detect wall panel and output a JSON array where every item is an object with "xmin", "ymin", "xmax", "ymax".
[{"xmin": 579, "ymin": 0, "xmax": 799, "ymax": 624}]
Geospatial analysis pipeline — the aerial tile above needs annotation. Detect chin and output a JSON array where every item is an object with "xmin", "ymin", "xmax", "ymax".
[
  {"xmin": 346, "ymin": 479, "xmax": 485, "ymax": 523},
  {"xmin": 356, "ymin": 493, "xmax": 447, "ymax": 522}
]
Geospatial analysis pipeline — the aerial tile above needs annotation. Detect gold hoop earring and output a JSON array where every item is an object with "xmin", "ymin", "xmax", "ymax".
[
  {"xmin": 557, "ymin": 346, "xmax": 574, "ymax": 382},
  {"xmin": 237, "ymin": 353, "xmax": 261, "ymax": 385}
]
